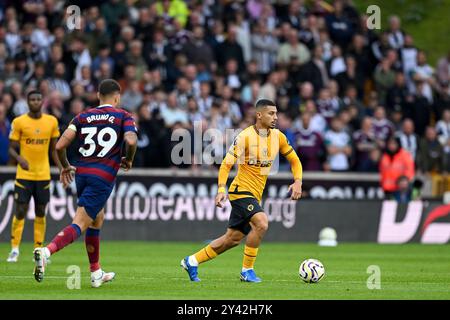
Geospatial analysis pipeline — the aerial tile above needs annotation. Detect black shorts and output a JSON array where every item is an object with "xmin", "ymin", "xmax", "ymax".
[
  {"xmin": 14, "ymin": 179, "xmax": 50, "ymax": 205},
  {"xmin": 228, "ymin": 197, "xmax": 264, "ymax": 235}
]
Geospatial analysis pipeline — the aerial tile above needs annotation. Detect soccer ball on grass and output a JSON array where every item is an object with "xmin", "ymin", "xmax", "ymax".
[{"xmin": 299, "ymin": 259, "xmax": 325, "ymax": 283}]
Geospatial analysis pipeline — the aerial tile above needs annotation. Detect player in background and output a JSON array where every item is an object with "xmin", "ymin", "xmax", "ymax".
[
  {"xmin": 6, "ymin": 90, "xmax": 61, "ymax": 262},
  {"xmin": 181, "ymin": 99, "xmax": 303, "ymax": 282},
  {"xmin": 33, "ymin": 79, "xmax": 138, "ymax": 287}
]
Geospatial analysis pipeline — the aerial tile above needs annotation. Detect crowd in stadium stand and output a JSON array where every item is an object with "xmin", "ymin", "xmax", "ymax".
[{"xmin": 0, "ymin": 0, "xmax": 449, "ymax": 175}]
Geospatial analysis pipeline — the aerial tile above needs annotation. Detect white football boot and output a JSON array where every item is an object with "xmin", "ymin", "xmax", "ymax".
[
  {"xmin": 91, "ymin": 269, "xmax": 116, "ymax": 288},
  {"xmin": 6, "ymin": 248, "xmax": 19, "ymax": 262},
  {"xmin": 33, "ymin": 247, "xmax": 49, "ymax": 282}
]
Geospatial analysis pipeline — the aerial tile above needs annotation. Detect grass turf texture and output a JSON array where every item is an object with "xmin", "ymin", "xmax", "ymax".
[{"xmin": 0, "ymin": 242, "xmax": 449, "ymax": 300}]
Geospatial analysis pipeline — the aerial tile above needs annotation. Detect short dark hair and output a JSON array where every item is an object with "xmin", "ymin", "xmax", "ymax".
[
  {"xmin": 255, "ymin": 99, "xmax": 276, "ymax": 110},
  {"xmin": 98, "ymin": 79, "xmax": 121, "ymax": 96},
  {"xmin": 27, "ymin": 90, "xmax": 42, "ymax": 99}
]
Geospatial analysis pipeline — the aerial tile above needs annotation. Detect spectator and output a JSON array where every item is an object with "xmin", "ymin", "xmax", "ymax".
[
  {"xmin": 277, "ymin": 28, "xmax": 310, "ymax": 67},
  {"xmin": 182, "ymin": 26, "xmax": 215, "ymax": 70},
  {"xmin": 387, "ymin": 15, "xmax": 405, "ymax": 50},
  {"xmin": 299, "ymin": 14, "xmax": 321, "ymax": 50},
  {"xmin": 121, "ymin": 80, "xmax": 144, "ymax": 112},
  {"xmin": 259, "ymin": 70, "xmax": 280, "ymax": 103},
  {"xmin": 294, "ymin": 112, "xmax": 325, "ymax": 171},
  {"xmin": 417, "ymin": 126, "xmax": 444, "ymax": 174},
  {"xmin": 325, "ymin": 0, "xmax": 354, "ymax": 49},
  {"xmin": 279, "ymin": 0, "xmax": 307, "ymax": 30},
  {"xmin": 31, "ymin": 15, "xmax": 54, "ymax": 62},
  {"xmin": 410, "ymin": 81, "xmax": 433, "ymax": 136},
  {"xmin": 353, "ymin": 117, "xmax": 378, "ymax": 171},
  {"xmin": 328, "ymin": 44, "xmax": 346, "ymax": 77},
  {"xmin": 386, "ymin": 71, "xmax": 410, "ymax": 115},
  {"xmin": 156, "ymin": 0, "xmax": 190, "ymax": 28},
  {"xmin": 372, "ymin": 106, "xmax": 394, "ymax": 149},
  {"xmin": 126, "ymin": 40, "xmax": 147, "ymax": 81},
  {"xmin": 160, "ymin": 91, "xmax": 188, "ymax": 128},
  {"xmin": 374, "ymin": 57, "xmax": 396, "ymax": 105},
  {"xmin": 392, "ymin": 176, "xmax": 413, "ymax": 203},
  {"xmin": 197, "ymin": 81, "xmax": 214, "ymax": 115},
  {"xmin": 400, "ymin": 34, "xmax": 418, "ymax": 91},
  {"xmin": 48, "ymin": 62, "xmax": 71, "ymax": 101},
  {"xmin": 11, "ymin": 82, "xmax": 28, "ymax": 116},
  {"xmin": 397, "ymin": 118, "xmax": 419, "ymax": 160},
  {"xmin": 234, "ymin": 11, "xmax": 252, "ymax": 63},
  {"xmin": 335, "ymin": 55, "xmax": 363, "ymax": 98},
  {"xmin": 216, "ymin": 26, "xmax": 245, "ymax": 73},
  {"xmin": 316, "ymin": 87, "xmax": 340, "ymax": 124},
  {"xmin": 224, "ymin": 59, "xmax": 243, "ymax": 90},
  {"xmin": 410, "ymin": 50, "xmax": 435, "ymax": 104},
  {"xmin": 87, "ymin": 17, "xmax": 111, "ymax": 57},
  {"xmin": 92, "ymin": 44, "xmax": 115, "ymax": 80},
  {"xmin": 100, "ymin": 0, "xmax": 128, "ymax": 29},
  {"xmin": 251, "ymin": 20, "xmax": 279, "ymax": 75},
  {"xmin": 68, "ymin": 36, "xmax": 92, "ymax": 82},
  {"xmin": 324, "ymin": 117, "xmax": 352, "ymax": 171},
  {"xmin": 298, "ymin": 45, "xmax": 329, "ymax": 92},
  {"xmin": 436, "ymin": 50, "xmax": 450, "ymax": 88},
  {"xmin": 379, "ymin": 136, "xmax": 415, "ymax": 197},
  {"xmin": 1, "ymin": 58, "xmax": 20, "ymax": 89}
]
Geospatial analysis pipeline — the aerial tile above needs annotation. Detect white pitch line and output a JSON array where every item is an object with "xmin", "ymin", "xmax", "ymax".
[{"xmin": 0, "ymin": 275, "xmax": 445, "ymax": 286}]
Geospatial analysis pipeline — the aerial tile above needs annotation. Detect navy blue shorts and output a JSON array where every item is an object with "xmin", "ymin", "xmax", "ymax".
[{"xmin": 75, "ymin": 175, "xmax": 114, "ymax": 220}]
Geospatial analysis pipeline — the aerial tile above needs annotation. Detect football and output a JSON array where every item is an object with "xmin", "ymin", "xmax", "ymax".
[{"xmin": 299, "ymin": 259, "xmax": 325, "ymax": 283}]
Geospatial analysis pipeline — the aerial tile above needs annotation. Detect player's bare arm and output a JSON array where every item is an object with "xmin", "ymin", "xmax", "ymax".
[
  {"xmin": 288, "ymin": 179, "xmax": 303, "ymax": 201},
  {"xmin": 216, "ymin": 184, "xmax": 227, "ymax": 208},
  {"xmin": 282, "ymin": 140, "xmax": 303, "ymax": 201},
  {"xmin": 121, "ymin": 131, "xmax": 138, "ymax": 171},
  {"xmin": 9, "ymin": 140, "xmax": 29, "ymax": 170},
  {"xmin": 216, "ymin": 150, "xmax": 238, "ymax": 208},
  {"xmin": 56, "ymin": 128, "xmax": 77, "ymax": 188}
]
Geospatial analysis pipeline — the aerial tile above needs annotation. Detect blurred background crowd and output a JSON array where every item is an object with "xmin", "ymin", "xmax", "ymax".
[{"xmin": 0, "ymin": 0, "xmax": 449, "ymax": 185}]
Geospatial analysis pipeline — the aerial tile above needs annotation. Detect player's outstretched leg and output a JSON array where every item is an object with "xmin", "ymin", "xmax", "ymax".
[
  {"xmin": 240, "ymin": 212, "xmax": 268, "ymax": 283},
  {"xmin": 181, "ymin": 229, "xmax": 244, "ymax": 282},
  {"xmin": 181, "ymin": 245, "xmax": 217, "ymax": 282},
  {"xmin": 33, "ymin": 223, "xmax": 81, "ymax": 282},
  {"xmin": 33, "ymin": 207, "xmax": 92, "ymax": 282}
]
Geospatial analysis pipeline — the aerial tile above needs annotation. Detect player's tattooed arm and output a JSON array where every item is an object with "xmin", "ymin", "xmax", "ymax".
[
  {"xmin": 9, "ymin": 140, "xmax": 29, "ymax": 170},
  {"xmin": 56, "ymin": 129, "xmax": 76, "ymax": 188},
  {"xmin": 56, "ymin": 129, "xmax": 76, "ymax": 168},
  {"xmin": 121, "ymin": 132, "xmax": 138, "ymax": 171}
]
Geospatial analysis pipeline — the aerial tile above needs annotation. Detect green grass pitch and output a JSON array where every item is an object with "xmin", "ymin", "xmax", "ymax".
[{"xmin": 0, "ymin": 242, "xmax": 449, "ymax": 300}]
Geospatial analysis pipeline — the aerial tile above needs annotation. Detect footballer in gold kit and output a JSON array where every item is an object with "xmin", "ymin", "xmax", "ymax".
[
  {"xmin": 6, "ymin": 90, "xmax": 60, "ymax": 262},
  {"xmin": 181, "ymin": 99, "xmax": 303, "ymax": 282}
]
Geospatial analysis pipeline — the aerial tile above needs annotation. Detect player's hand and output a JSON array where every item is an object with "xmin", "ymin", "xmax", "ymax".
[
  {"xmin": 215, "ymin": 192, "xmax": 227, "ymax": 208},
  {"xmin": 60, "ymin": 166, "xmax": 76, "ymax": 188},
  {"xmin": 120, "ymin": 157, "xmax": 133, "ymax": 171},
  {"xmin": 17, "ymin": 156, "xmax": 29, "ymax": 170},
  {"xmin": 288, "ymin": 180, "xmax": 302, "ymax": 200}
]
